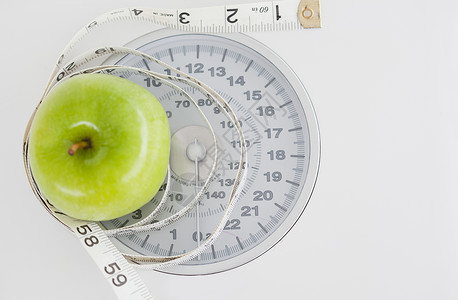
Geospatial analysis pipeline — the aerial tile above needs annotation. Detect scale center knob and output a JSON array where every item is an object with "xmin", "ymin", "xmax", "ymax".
[
  {"xmin": 170, "ymin": 125, "xmax": 217, "ymax": 182},
  {"xmin": 186, "ymin": 138, "xmax": 207, "ymax": 162}
]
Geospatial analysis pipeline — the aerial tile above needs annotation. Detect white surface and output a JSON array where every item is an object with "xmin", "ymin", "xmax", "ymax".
[{"xmin": 2, "ymin": 0, "xmax": 457, "ymax": 299}]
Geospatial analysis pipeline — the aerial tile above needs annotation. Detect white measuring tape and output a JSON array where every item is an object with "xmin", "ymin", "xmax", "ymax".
[{"xmin": 23, "ymin": 0, "xmax": 321, "ymax": 299}]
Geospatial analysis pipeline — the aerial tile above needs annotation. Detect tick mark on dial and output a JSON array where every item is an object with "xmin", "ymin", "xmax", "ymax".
[
  {"xmin": 250, "ymin": 233, "xmax": 257, "ymax": 242},
  {"xmin": 154, "ymin": 243, "xmax": 160, "ymax": 254},
  {"xmin": 264, "ymin": 77, "xmax": 276, "ymax": 88},
  {"xmin": 284, "ymin": 193, "xmax": 294, "ymax": 199},
  {"xmin": 141, "ymin": 235, "xmax": 150, "ymax": 248},
  {"xmin": 276, "ymin": 88, "xmax": 285, "ymax": 95},
  {"xmin": 275, "ymin": 202, "xmax": 288, "ymax": 212},
  {"xmin": 236, "ymin": 237, "xmax": 244, "ymax": 249},
  {"xmin": 235, "ymin": 54, "xmax": 241, "ymax": 63},
  {"xmin": 168, "ymin": 48, "xmax": 174, "ymax": 62},
  {"xmin": 270, "ymin": 216, "xmax": 279, "ymax": 224},
  {"xmin": 222, "ymin": 49, "xmax": 228, "ymax": 62},
  {"xmin": 245, "ymin": 60, "xmax": 253, "ymax": 72},
  {"xmin": 279, "ymin": 100, "xmax": 292, "ymax": 108},
  {"xmin": 257, "ymin": 222, "xmax": 268, "ymax": 233},
  {"xmin": 288, "ymin": 127, "xmax": 302, "ymax": 132},
  {"xmin": 285, "ymin": 180, "xmax": 300, "ymax": 187},
  {"xmin": 142, "ymin": 59, "xmax": 150, "ymax": 70}
]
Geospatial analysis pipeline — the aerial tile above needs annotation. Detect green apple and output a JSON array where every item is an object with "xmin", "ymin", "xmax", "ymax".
[{"xmin": 28, "ymin": 73, "xmax": 170, "ymax": 221}]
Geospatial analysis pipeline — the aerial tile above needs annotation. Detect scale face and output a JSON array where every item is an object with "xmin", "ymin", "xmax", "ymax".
[{"xmin": 100, "ymin": 29, "xmax": 320, "ymax": 275}]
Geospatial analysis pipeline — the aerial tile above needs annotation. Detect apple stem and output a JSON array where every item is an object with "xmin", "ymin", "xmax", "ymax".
[{"xmin": 68, "ymin": 139, "xmax": 91, "ymax": 156}]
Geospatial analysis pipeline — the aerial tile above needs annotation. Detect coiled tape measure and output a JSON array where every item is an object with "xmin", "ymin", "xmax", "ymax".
[{"xmin": 23, "ymin": 0, "xmax": 321, "ymax": 299}]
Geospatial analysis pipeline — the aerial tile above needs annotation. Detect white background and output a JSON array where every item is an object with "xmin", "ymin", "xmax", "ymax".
[{"xmin": 1, "ymin": 0, "xmax": 457, "ymax": 299}]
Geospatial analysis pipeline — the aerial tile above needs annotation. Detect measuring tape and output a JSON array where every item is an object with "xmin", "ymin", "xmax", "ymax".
[{"xmin": 23, "ymin": 0, "xmax": 321, "ymax": 299}]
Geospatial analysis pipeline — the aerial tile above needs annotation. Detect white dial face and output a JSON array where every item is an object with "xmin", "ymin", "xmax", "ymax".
[{"xmin": 100, "ymin": 31, "xmax": 320, "ymax": 275}]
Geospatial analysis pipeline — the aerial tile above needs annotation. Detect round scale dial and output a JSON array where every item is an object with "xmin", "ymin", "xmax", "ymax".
[{"xmin": 101, "ymin": 30, "xmax": 320, "ymax": 275}]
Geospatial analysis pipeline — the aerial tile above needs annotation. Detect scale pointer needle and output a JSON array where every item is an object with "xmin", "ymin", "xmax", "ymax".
[
  {"xmin": 186, "ymin": 137, "xmax": 207, "ymax": 261},
  {"xmin": 194, "ymin": 139, "xmax": 201, "ymax": 259}
]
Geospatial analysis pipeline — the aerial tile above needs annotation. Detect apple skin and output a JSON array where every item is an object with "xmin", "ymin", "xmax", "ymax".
[{"xmin": 28, "ymin": 73, "xmax": 170, "ymax": 221}]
